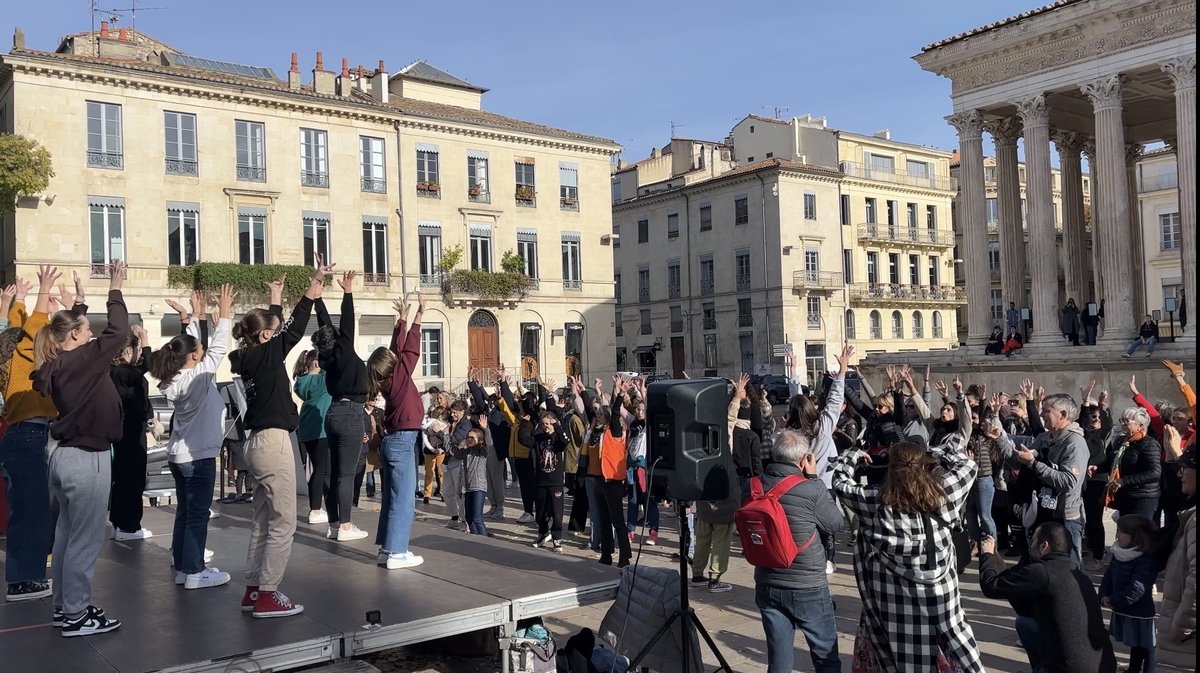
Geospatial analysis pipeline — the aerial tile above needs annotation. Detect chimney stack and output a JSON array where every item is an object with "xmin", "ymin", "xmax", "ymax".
[
  {"xmin": 287, "ymin": 52, "xmax": 300, "ymax": 89},
  {"xmin": 100, "ymin": 20, "xmax": 110, "ymax": 38},
  {"xmin": 312, "ymin": 51, "xmax": 335, "ymax": 95},
  {"xmin": 13, "ymin": 27, "xmax": 26, "ymax": 50},
  {"xmin": 371, "ymin": 60, "xmax": 389, "ymax": 104},
  {"xmin": 356, "ymin": 65, "xmax": 368, "ymax": 91},
  {"xmin": 118, "ymin": 28, "xmax": 128, "ymax": 41},
  {"xmin": 336, "ymin": 57, "xmax": 352, "ymax": 97}
]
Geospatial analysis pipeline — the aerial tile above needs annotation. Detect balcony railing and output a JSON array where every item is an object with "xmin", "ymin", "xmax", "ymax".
[
  {"xmin": 792, "ymin": 270, "xmax": 844, "ymax": 291},
  {"xmin": 468, "ymin": 186, "xmax": 490, "ymax": 203},
  {"xmin": 638, "ymin": 287, "xmax": 650, "ymax": 302},
  {"xmin": 1139, "ymin": 172, "xmax": 1178, "ymax": 192},
  {"xmin": 869, "ymin": 326, "xmax": 883, "ymax": 339},
  {"xmin": 563, "ymin": 279, "xmax": 582, "ymax": 291},
  {"xmin": 87, "ymin": 150, "xmax": 123, "ymax": 169},
  {"xmin": 989, "ymin": 267, "xmax": 1001, "ymax": 281},
  {"xmin": 701, "ymin": 278, "xmax": 715, "ymax": 295},
  {"xmin": 640, "ymin": 324, "xmax": 652, "ymax": 336},
  {"xmin": 703, "ymin": 316, "xmax": 717, "ymax": 330},
  {"xmin": 840, "ymin": 161, "xmax": 955, "ymax": 191},
  {"xmin": 738, "ymin": 313, "xmax": 753, "ymax": 327},
  {"xmin": 361, "ymin": 177, "xmax": 386, "ymax": 193},
  {"xmin": 526, "ymin": 278, "xmax": 541, "ymax": 291},
  {"xmin": 165, "ymin": 158, "xmax": 198, "ymax": 176},
  {"xmin": 237, "ymin": 165, "xmax": 266, "ymax": 182},
  {"xmin": 848, "ymin": 283, "xmax": 966, "ymax": 304},
  {"xmin": 560, "ymin": 197, "xmax": 579, "ymax": 211},
  {"xmin": 419, "ymin": 272, "xmax": 443, "ymax": 288},
  {"xmin": 301, "ymin": 171, "xmax": 329, "ymax": 188},
  {"xmin": 736, "ymin": 274, "xmax": 752, "ymax": 292},
  {"xmin": 914, "ymin": 326, "xmax": 924, "ymax": 338},
  {"xmin": 668, "ymin": 282, "xmax": 681, "ymax": 299},
  {"xmin": 857, "ymin": 224, "xmax": 955, "ymax": 246},
  {"xmin": 807, "ymin": 315, "xmax": 821, "ymax": 329},
  {"xmin": 670, "ymin": 320, "xmax": 683, "ymax": 333},
  {"xmin": 363, "ymin": 272, "xmax": 388, "ymax": 286}
]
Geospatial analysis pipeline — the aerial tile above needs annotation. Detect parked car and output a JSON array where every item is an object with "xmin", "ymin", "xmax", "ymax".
[{"xmin": 750, "ymin": 374, "xmax": 794, "ymax": 404}]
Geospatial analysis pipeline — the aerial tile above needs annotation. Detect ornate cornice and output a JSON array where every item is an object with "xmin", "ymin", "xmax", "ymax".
[
  {"xmin": 1081, "ymin": 137, "xmax": 1097, "ymax": 162},
  {"xmin": 1051, "ymin": 129, "xmax": 1086, "ymax": 157},
  {"xmin": 1162, "ymin": 54, "xmax": 1197, "ymax": 90},
  {"xmin": 946, "ymin": 110, "xmax": 985, "ymax": 139},
  {"xmin": 1014, "ymin": 94, "xmax": 1049, "ymax": 127},
  {"xmin": 1081, "ymin": 75, "xmax": 1124, "ymax": 111},
  {"xmin": 985, "ymin": 117, "xmax": 1023, "ymax": 147},
  {"xmin": 1125, "ymin": 143, "xmax": 1145, "ymax": 166}
]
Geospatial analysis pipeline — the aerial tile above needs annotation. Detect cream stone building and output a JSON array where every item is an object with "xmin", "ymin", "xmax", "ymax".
[
  {"xmin": 0, "ymin": 24, "xmax": 620, "ymax": 391},
  {"xmin": 611, "ymin": 116, "xmax": 960, "ymax": 386},
  {"xmin": 1135, "ymin": 147, "xmax": 1185, "ymax": 334}
]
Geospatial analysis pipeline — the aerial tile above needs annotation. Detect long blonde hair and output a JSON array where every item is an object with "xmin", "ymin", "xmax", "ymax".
[
  {"xmin": 34, "ymin": 310, "xmax": 88, "ymax": 369},
  {"xmin": 879, "ymin": 441, "xmax": 947, "ymax": 513},
  {"xmin": 366, "ymin": 347, "xmax": 397, "ymax": 399}
]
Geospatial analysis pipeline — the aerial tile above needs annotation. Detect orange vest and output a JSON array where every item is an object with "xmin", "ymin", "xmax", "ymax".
[{"xmin": 599, "ymin": 428, "xmax": 627, "ymax": 482}]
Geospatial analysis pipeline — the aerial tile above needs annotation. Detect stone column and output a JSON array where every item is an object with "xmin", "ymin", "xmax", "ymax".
[
  {"xmin": 988, "ymin": 117, "xmax": 1026, "ymax": 309},
  {"xmin": 1082, "ymin": 138, "xmax": 1101, "ymax": 302},
  {"xmin": 1053, "ymin": 130, "xmax": 1088, "ymax": 305},
  {"xmin": 1081, "ymin": 75, "xmax": 1135, "ymax": 337},
  {"xmin": 947, "ymin": 110, "xmax": 991, "ymax": 344},
  {"xmin": 1163, "ymin": 56, "xmax": 1196, "ymax": 308},
  {"xmin": 1126, "ymin": 143, "xmax": 1146, "ymax": 318},
  {"xmin": 1014, "ymin": 95, "xmax": 1059, "ymax": 342}
]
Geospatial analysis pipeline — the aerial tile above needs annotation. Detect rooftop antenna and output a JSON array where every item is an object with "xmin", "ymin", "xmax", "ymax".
[
  {"xmin": 670, "ymin": 121, "xmax": 686, "ymax": 138},
  {"xmin": 92, "ymin": 0, "xmax": 168, "ymax": 38},
  {"xmin": 763, "ymin": 105, "xmax": 790, "ymax": 119}
]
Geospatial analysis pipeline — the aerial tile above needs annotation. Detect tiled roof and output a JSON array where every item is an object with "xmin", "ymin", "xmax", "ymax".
[
  {"xmin": 744, "ymin": 113, "xmax": 789, "ymax": 125},
  {"xmin": 395, "ymin": 60, "xmax": 488, "ymax": 93},
  {"xmin": 721, "ymin": 158, "xmax": 842, "ymax": 179},
  {"xmin": 921, "ymin": 0, "xmax": 1087, "ymax": 52},
  {"xmin": 5, "ymin": 48, "xmax": 617, "ymax": 147}
]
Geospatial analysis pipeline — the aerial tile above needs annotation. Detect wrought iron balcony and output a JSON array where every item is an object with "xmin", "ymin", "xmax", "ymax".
[
  {"xmin": 848, "ymin": 283, "xmax": 966, "ymax": 305},
  {"xmin": 700, "ymin": 278, "xmax": 715, "ymax": 296},
  {"xmin": 165, "ymin": 159, "xmax": 198, "ymax": 176},
  {"xmin": 668, "ymin": 282, "xmax": 681, "ymax": 299},
  {"xmin": 560, "ymin": 197, "xmax": 579, "ymax": 211},
  {"xmin": 703, "ymin": 316, "xmax": 717, "ymax": 330},
  {"xmin": 301, "ymin": 171, "xmax": 329, "ymax": 188},
  {"xmin": 807, "ymin": 315, "xmax": 821, "ymax": 329},
  {"xmin": 87, "ymin": 151, "xmax": 124, "ymax": 169},
  {"xmin": 670, "ymin": 320, "xmax": 683, "ymax": 333},
  {"xmin": 839, "ymin": 161, "xmax": 955, "ymax": 191},
  {"xmin": 792, "ymin": 270, "xmax": 844, "ymax": 292},
  {"xmin": 857, "ymin": 224, "xmax": 955, "ymax": 247},
  {"xmin": 738, "ymin": 313, "xmax": 753, "ymax": 327},
  {"xmin": 869, "ymin": 326, "xmax": 883, "ymax": 339},
  {"xmin": 419, "ymin": 272, "xmax": 443, "ymax": 288},
  {"xmin": 736, "ymin": 274, "xmax": 752, "ymax": 292},
  {"xmin": 638, "ymin": 287, "xmax": 650, "ymax": 302},
  {"xmin": 468, "ymin": 186, "xmax": 490, "ymax": 203},
  {"xmin": 236, "ymin": 165, "xmax": 266, "ymax": 182},
  {"xmin": 361, "ymin": 177, "xmax": 386, "ymax": 193},
  {"xmin": 363, "ymin": 272, "xmax": 388, "ymax": 286},
  {"xmin": 563, "ymin": 279, "xmax": 582, "ymax": 291}
]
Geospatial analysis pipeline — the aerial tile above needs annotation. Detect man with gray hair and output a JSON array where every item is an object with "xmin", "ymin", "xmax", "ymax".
[
  {"xmin": 754, "ymin": 429, "xmax": 847, "ymax": 673},
  {"xmin": 988, "ymin": 392, "xmax": 1090, "ymax": 569}
]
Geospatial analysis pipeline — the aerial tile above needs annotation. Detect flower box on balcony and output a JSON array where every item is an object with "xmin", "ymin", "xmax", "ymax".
[
  {"xmin": 515, "ymin": 186, "xmax": 536, "ymax": 203},
  {"xmin": 417, "ymin": 182, "xmax": 441, "ymax": 193},
  {"xmin": 468, "ymin": 185, "xmax": 482, "ymax": 197},
  {"xmin": 561, "ymin": 197, "xmax": 577, "ymax": 206},
  {"xmin": 442, "ymin": 269, "xmax": 533, "ymax": 306}
]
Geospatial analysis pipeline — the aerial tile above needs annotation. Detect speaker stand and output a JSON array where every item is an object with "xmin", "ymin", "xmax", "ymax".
[{"xmin": 627, "ymin": 503, "xmax": 732, "ymax": 673}]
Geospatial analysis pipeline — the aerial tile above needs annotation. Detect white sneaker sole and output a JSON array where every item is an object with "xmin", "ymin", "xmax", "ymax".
[
  {"xmin": 385, "ymin": 556, "xmax": 425, "ymax": 570},
  {"xmin": 184, "ymin": 573, "xmax": 231, "ymax": 590},
  {"xmin": 251, "ymin": 606, "xmax": 304, "ymax": 619}
]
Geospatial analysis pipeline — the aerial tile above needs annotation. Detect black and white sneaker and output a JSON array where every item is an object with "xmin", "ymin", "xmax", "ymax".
[
  {"xmin": 61, "ymin": 606, "xmax": 121, "ymax": 637},
  {"xmin": 52, "ymin": 606, "xmax": 105, "ymax": 628},
  {"xmin": 6, "ymin": 580, "xmax": 52, "ymax": 602}
]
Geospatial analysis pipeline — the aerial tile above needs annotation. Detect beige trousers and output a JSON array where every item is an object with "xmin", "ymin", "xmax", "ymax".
[
  {"xmin": 242, "ymin": 429, "xmax": 296, "ymax": 592},
  {"xmin": 691, "ymin": 520, "xmax": 734, "ymax": 581}
]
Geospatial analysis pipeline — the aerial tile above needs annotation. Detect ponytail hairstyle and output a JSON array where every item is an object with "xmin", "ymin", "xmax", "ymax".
[
  {"xmin": 147, "ymin": 334, "xmax": 200, "ymax": 383},
  {"xmin": 311, "ymin": 325, "xmax": 338, "ymax": 358},
  {"xmin": 33, "ymin": 310, "xmax": 89, "ymax": 369},
  {"xmin": 879, "ymin": 440, "xmax": 946, "ymax": 513},
  {"xmin": 292, "ymin": 349, "xmax": 318, "ymax": 379},
  {"xmin": 784, "ymin": 393, "xmax": 821, "ymax": 438},
  {"xmin": 111, "ymin": 331, "xmax": 140, "ymax": 367},
  {"xmin": 0, "ymin": 326, "xmax": 28, "ymax": 394},
  {"xmin": 366, "ymin": 346, "xmax": 397, "ymax": 400},
  {"xmin": 232, "ymin": 308, "xmax": 276, "ymax": 350}
]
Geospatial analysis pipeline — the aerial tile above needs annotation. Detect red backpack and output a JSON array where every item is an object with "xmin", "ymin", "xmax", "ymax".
[{"xmin": 735, "ymin": 475, "xmax": 818, "ymax": 569}]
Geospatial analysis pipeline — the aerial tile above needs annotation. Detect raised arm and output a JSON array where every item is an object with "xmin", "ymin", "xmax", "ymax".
[
  {"xmin": 314, "ymin": 297, "xmax": 332, "ymax": 328},
  {"xmin": 337, "ymin": 272, "xmax": 357, "ymax": 341}
]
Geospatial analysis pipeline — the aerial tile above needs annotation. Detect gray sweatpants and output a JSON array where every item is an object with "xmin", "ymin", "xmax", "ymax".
[
  {"xmin": 485, "ymin": 449, "xmax": 506, "ymax": 513},
  {"xmin": 442, "ymin": 462, "xmax": 464, "ymax": 519},
  {"xmin": 49, "ymin": 447, "xmax": 112, "ymax": 620}
]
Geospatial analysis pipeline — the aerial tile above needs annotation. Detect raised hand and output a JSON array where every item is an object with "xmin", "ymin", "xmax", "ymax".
[
  {"xmin": 72, "ymin": 270, "xmax": 85, "ymax": 305},
  {"xmin": 1162, "ymin": 359, "xmax": 1185, "ymax": 381},
  {"xmin": 14, "ymin": 276, "xmax": 32, "ymax": 303},
  {"xmin": 952, "ymin": 375, "xmax": 963, "ymax": 394},
  {"xmin": 734, "ymin": 373, "xmax": 750, "ymax": 399},
  {"xmin": 1035, "ymin": 386, "xmax": 1046, "ymax": 402},
  {"xmin": 268, "ymin": 274, "xmax": 287, "ymax": 304},
  {"xmin": 545, "ymin": 377, "xmax": 557, "ymax": 391},
  {"xmin": 593, "ymin": 377, "xmax": 604, "ymax": 392},
  {"xmin": 416, "ymin": 291, "xmax": 426, "ymax": 314},
  {"xmin": 1098, "ymin": 390, "xmax": 1109, "ymax": 408},
  {"xmin": 338, "ymin": 270, "xmax": 357, "ymax": 293},
  {"xmin": 0, "ymin": 284, "xmax": 16, "ymax": 313},
  {"xmin": 681, "ymin": 370, "xmax": 691, "ymax": 380},
  {"xmin": 131, "ymin": 323, "xmax": 148, "ymax": 346},
  {"xmin": 478, "ymin": 414, "xmax": 489, "ymax": 430},
  {"xmin": 1019, "ymin": 378, "xmax": 1035, "ymax": 399},
  {"xmin": 217, "ymin": 283, "xmax": 237, "ymax": 319},
  {"xmin": 885, "ymin": 364, "xmax": 897, "ymax": 387},
  {"xmin": 834, "ymin": 343, "xmax": 855, "ymax": 375},
  {"xmin": 108, "ymin": 260, "xmax": 125, "ymax": 291},
  {"xmin": 934, "ymin": 379, "xmax": 948, "ymax": 397},
  {"xmin": 1128, "ymin": 374, "xmax": 1139, "ymax": 397},
  {"xmin": 165, "ymin": 298, "xmax": 188, "ymax": 321},
  {"xmin": 311, "ymin": 253, "xmax": 335, "ymax": 283},
  {"xmin": 392, "ymin": 298, "xmax": 408, "ymax": 320},
  {"xmin": 57, "ymin": 282, "xmax": 75, "ymax": 309}
]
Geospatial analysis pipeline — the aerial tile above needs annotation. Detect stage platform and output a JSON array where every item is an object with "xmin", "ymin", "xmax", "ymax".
[{"xmin": 0, "ymin": 503, "xmax": 620, "ymax": 673}]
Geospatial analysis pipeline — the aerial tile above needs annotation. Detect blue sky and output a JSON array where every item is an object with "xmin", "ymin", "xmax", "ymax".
[{"xmin": 6, "ymin": 1, "xmax": 1049, "ymax": 160}]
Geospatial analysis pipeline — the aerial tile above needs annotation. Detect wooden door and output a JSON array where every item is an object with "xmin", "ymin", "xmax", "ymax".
[
  {"xmin": 467, "ymin": 311, "xmax": 500, "ymax": 376},
  {"xmin": 671, "ymin": 337, "xmax": 685, "ymax": 378}
]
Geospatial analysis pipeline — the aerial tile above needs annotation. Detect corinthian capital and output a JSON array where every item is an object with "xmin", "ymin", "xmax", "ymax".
[
  {"xmin": 946, "ymin": 110, "xmax": 984, "ymax": 140},
  {"xmin": 1051, "ymin": 130, "xmax": 1086, "ymax": 157},
  {"xmin": 985, "ymin": 117, "xmax": 1023, "ymax": 147},
  {"xmin": 1081, "ymin": 137, "xmax": 1096, "ymax": 162},
  {"xmin": 1125, "ymin": 143, "xmax": 1144, "ymax": 166},
  {"xmin": 1161, "ymin": 55, "xmax": 1196, "ymax": 91},
  {"xmin": 1081, "ymin": 75, "xmax": 1124, "ymax": 111},
  {"xmin": 1013, "ymin": 94, "xmax": 1049, "ymax": 127}
]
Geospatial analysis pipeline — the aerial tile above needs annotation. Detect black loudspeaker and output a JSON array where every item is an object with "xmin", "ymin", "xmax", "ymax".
[{"xmin": 647, "ymin": 379, "xmax": 733, "ymax": 501}]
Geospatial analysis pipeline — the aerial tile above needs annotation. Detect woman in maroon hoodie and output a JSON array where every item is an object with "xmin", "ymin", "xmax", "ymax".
[
  {"xmin": 31, "ymin": 260, "xmax": 127, "ymax": 637},
  {"xmin": 366, "ymin": 292, "xmax": 426, "ymax": 570}
]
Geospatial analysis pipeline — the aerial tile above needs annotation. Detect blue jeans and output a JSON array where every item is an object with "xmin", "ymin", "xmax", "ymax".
[
  {"xmin": 0, "ymin": 421, "xmax": 52, "ymax": 584},
  {"xmin": 464, "ymin": 490, "xmax": 488, "ymax": 535},
  {"xmin": 169, "ymin": 458, "xmax": 216, "ymax": 574},
  {"xmin": 378, "ymin": 431, "xmax": 418, "ymax": 553},
  {"xmin": 1127, "ymin": 337, "xmax": 1158, "ymax": 356},
  {"xmin": 585, "ymin": 475, "xmax": 602, "ymax": 551},
  {"xmin": 1120, "ymin": 497, "xmax": 1159, "ymax": 524},
  {"xmin": 626, "ymin": 475, "xmax": 660, "ymax": 532},
  {"xmin": 1066, "ymin": 517, "xmax": 1084, "ymax": 570},
  {"xmin": 756, "ymin": 583, "xmax": 841, "ymax": 673},
  {"xmin": 966, "ymin": 478, "xmax": 997, "ymax": 540},
  {"xmin": 1015, "ymin": 615, "xmax": 1042, "ymax": 672}
]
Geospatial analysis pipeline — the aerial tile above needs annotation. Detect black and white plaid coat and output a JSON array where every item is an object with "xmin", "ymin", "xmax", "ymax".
[{"xmin": 832, "ymin": 400, "xmax": 984, "ymax": 673}]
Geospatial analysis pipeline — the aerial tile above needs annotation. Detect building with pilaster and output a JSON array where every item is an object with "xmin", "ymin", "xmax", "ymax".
[
  {"xmin": 915, "ymin": 0, "xmax": 1195, "ymax": 349},
  {"xmin": 1134, "ymin": 147, "xmax": 1186, "ymax": 332},
  {"xmin": 0, "ymin": 24, "xmax": 620, "ymax": 391}
]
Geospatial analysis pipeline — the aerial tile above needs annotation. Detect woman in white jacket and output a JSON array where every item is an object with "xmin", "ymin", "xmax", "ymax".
[{"xmin": 149, "ymin": 285, "xmax": 236, "ymax": 590}]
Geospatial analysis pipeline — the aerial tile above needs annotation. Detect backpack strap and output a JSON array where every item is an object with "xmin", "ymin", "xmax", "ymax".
[
  {"xmin": 764, "ymin": 474, "xmax": 806, "ymax": 499},
  {"xmin": 795, "ymin": 530, "xmax": 820, "ymax": 554},
  {"xmin": 749, "ymin": 476, "xmax": 766, "ymax": 498}
]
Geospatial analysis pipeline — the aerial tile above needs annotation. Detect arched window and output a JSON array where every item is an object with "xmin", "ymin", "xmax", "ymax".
[
  {"xmin": 891, "ymin": 311, "xmax": 904, "ymax": 339},
  {"xmin": 912, "ymin": 311, "xmax": 924, "ymax": 338},
  {"xmin": 933, "ymin": 311, "xmax": 943, "ymax": 338},
  {"xmin": 869, "ymin": 310, "xmax": 882, "ymax": 339},
  {"xmin": 844, "ymin": 309, "xmax": 856, "ymax": 340}
]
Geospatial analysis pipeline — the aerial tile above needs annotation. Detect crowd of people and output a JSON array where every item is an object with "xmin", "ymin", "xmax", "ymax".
[{"xmin": 0, "ymin": 263, "xmax": 1194, "ymax": 673}]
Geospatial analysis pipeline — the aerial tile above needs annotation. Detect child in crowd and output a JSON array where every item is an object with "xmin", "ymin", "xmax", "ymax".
[
  {"xmin": 441, "ymin": 400, "xmax": 473, "ymax": 530},
  {"xmin": 108, "ymin": 323, "xmax": 153, "ymax": 541},
  {"xmin": 1100, "ymin": 515, "xmax": 1159, "ymax": 673},
  {"xmin": 452, "ymin": 425, "xmax": 491, "ymax": 536},
  {"xmin": 531, "ymin": 410, "xmax": 569, "ymax": 552}
]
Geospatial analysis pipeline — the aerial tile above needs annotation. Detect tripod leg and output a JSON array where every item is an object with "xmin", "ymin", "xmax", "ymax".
[
  {"xmin": 688, "ymin": 610, "xmax": 734, "ymax": 673},
  {"xmin": 627, "ymin": 611, "xmax": 681, "ymax": 670}
]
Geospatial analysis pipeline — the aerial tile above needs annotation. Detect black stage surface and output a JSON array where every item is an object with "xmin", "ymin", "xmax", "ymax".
[{"xmin": 0, "ymin": 503, "xmax": 620, "ymax": 673}]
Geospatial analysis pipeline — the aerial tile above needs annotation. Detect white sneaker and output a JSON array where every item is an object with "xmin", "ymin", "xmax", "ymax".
[
  {"xmin": 385, "ymin": 552, "xmax": 425, "ymax": 570},
  {"xmin": 331, "ymin": 525, "xmax": 369, "ymax": 542},
  {"xmin": 112, "ymin": 528, "xmax": 152, "ymax": 541},
  {"xmin": 532, "ymin": 534, "xmax": 552, "ymax": 549},
  {"xmin": 516, "ymin": 512, "xmax": 535, "ymax": 524},
  {"xmin": 307, "ymin": 510, "xmax": 329, "ymax": 524},
  {"xmin": 485, "ymin": 510, "xmax": 505, "ymax": 521},
  {"xmin": 204, "ymin": 548, "xmax": 214, "ymax": 563},
  {"xmin": 826, "ymin": 561, "xmax": 836, "ymax": 575},
  {"xmin": 174, "ymin": 571, "xmax": 186, "ymax": 585},
  {"xmin": 208, "ymin": 509, "xmax": 219, "ymax": 519},
  {"xmin": 184, "ymin": 567, "xmax": 231, "ymax": 590}
]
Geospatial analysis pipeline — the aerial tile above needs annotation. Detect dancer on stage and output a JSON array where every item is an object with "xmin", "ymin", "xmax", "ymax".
[
  {"xmin": 150, "ymin": 285, "xmax": 237, "ymax": 591},
  {"xmin": 230, "ymin": 257, "xmax": 329, "ymax": 618}
]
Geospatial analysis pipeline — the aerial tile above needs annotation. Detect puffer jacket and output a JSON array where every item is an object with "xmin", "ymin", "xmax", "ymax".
[
  {"xmin": 752, "ymin": 462, "xmax": 846, "ymax": 590},
  {"xmin": 1157, "ymin": 505, "xmax": 1197, "ymax": 667},
  {"xmin": 1108, "ymin": 434, "xmax": 1162, "ymax": 508},
  {"xmin": 1099, "ymin": 547, "xmax": 1157, "ymax": 618},
  {"xmin": 997, "ymin": 423, "xmax": 1089, "ymax": 520}
]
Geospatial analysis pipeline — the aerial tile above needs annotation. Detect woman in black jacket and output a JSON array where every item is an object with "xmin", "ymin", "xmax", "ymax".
[
  {"xmin": 1098, "ymin": 407, "xmax": 1161, "ymax": 523},
  {"xmin": 109, "ymin": 324, "xmax": 153, "ymax": 540}
]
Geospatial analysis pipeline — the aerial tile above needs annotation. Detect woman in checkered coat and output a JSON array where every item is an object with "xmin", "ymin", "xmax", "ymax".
[{"xmin": 832, "ymin": 384, "xmax": 984, "ymax": 673}]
